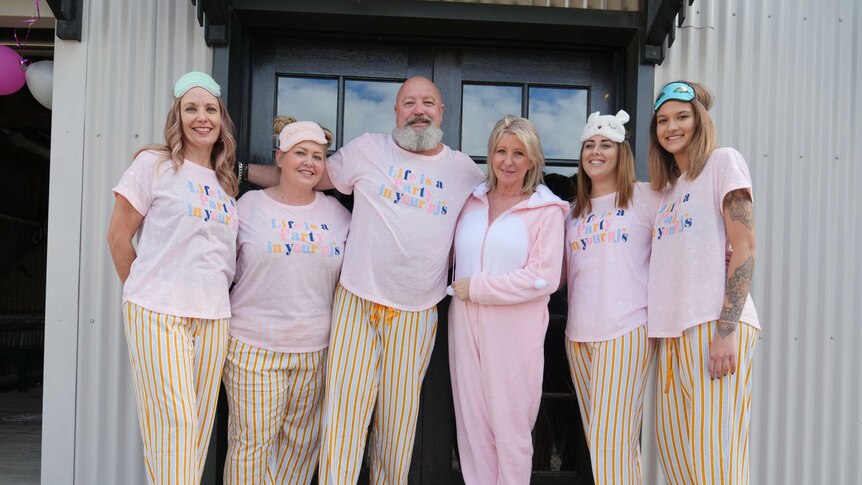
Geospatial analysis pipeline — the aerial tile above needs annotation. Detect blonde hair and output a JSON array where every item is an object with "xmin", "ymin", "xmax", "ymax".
[
  {"xmin": 648, "ymin": 81, "xmax": 718, "ymax": 190},
  {"xmin": 272, "ymin": 115, "xmax": 334, "ymax": 150},
  {"xmin": 135, "ymin": 96, "xmax": 238, "ymax": 196},
  {"xmin": 573, "ymin": 139, "xmax": 636, "ymax": 219},
  {"xmin": 485, "ymin": 115, "xmax": 545, "ymax": 194}
]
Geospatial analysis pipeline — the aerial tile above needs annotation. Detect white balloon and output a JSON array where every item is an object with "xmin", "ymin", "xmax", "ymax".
[{"xmin": 25, "ymin": 60, "xmax": 53, "ymax": 110}]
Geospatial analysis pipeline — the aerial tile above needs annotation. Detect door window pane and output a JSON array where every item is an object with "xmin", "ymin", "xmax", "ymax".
[
  {"xmin": 344, "ymin": 80, "xmax": 401, "ymax": 143},
  {"xmin": 276, "ymin": 77, "xmax": 338, "ymax": 142},
  {"xmin": 528, "ymin": 86, "xmax": 588, "ymax": 160},
  {"xmin": 461, "ymin": 84, "xmax": 521, "ymax": 158}
]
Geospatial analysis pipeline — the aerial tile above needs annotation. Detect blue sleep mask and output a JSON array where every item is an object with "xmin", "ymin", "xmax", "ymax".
[{"xmin": 653, "ymin": 82, "xmax": 696, "ymax": 111}]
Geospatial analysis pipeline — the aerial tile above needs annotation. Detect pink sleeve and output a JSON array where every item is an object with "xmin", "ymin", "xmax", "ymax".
[
  {"xmin": 469, "ymin": 205, "xmax": 566, "ymax": 305},
  {"xmin": 714, "ymin": 148, "xmax": 754, "ymax": 212},
  {"xmin": 635, "ymin": 182, "xmax": 662, "ymax": 227},
  {"xmin": 326, "ymin": 135, "xmax": 369, "ymax": 195},
  {"xmin": 559, "ymin": 228, "xmax": 569, "ymax": 291},
  {"xmin": 112, "ymin": 151, "xmax": 157, "ymax": 217}
]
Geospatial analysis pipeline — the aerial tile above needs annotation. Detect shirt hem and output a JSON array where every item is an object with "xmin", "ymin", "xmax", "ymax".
[
  {"xmin": 566, "ymin": 322, "xmax": 647, "ymax": 343},
  {"xmin": 648, "ymin": 318, "xmax": 760, "ymax": 338},
  {"xmin": 338, "ymin": 281, "xmax": 442, "ymax": 312},
  {"xmin": 123, "ymin": 296, "xmax": 231, "ymax": 321},
  {"xmin": 229, "ymin": 333, "xmax": 329, "ymax": 355}
]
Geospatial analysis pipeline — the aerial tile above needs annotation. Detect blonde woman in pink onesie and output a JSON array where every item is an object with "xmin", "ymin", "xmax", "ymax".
[
  {"xmin": 649, "ymin": 81, "xmax": 759, "ymax": 484},
  {"xmin": 564, "ymin": 110, "xmax": 660, "ymax": 484},
  {"xmin": 222, "ymin": 117, "xmax": 350, "ymax": 484},
  {"xmin": 448, "ymin": 115, "xmax": 568, "ymax": 485}
]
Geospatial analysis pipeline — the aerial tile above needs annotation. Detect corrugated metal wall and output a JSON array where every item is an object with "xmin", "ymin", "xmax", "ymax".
[
  {"xmin": 43, "ymin": 0, "xmax": 861, "ymax": 483},
  {"xmin": 43, "ymin": 1, "xmax": 211, "ymax": 483},
  {"xmin": 642, "ymin": 1, "xmax": 862, "ymax": 484}
]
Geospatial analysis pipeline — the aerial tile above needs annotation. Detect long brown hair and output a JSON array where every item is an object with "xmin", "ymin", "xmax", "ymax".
[
  {"xmin": 573, "ymin": 139, "xmax": 636, "ymax": 219},
  {"xmin": 135, "ymin": 96, "xmax": 239, "ymax": 196},
  {"xmin": 648, "ymin": 81, "xmax": 718, "ymax": 191}
]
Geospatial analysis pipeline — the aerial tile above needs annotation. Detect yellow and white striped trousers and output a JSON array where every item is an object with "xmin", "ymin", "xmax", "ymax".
[
  {"xmin": 655, "ymin": 321, "xmax": 758, "ymax": 485},
  {"xmin": 318, "ymin": 285, "xmax": 438, "ymax": 485},
  {"xmin": 222, "ymin": 338, "xmax": 327, "ymax": 485},
  {"xmin": 566, "ymin": 324, "xmax": 656, "ymax": 485},
  {"xmin": 122, "ymin": 301, "xmax": 229, "ymax": 485}
]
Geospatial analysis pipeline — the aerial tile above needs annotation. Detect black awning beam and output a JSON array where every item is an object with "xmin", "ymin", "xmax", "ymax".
[
  {"xmin": 45, "ymin": 0, "xmax": 82, "ymax": 41},
  {"xmin": 643, "ymin": 0, "xmax": 689, "ymax": 64},
  {"xmin": 192, "ymin": 0, "xmax": 230, "ymax": 46}
]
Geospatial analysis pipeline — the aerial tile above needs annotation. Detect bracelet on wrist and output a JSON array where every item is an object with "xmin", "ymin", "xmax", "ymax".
[{"xmin": 236, "ymin": 160, "xmax": 248, "ymax": 185}]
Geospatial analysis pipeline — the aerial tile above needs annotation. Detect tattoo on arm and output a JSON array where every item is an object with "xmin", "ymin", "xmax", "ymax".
[
  {"xmin": 724, "ymin": 190, "xmax": 754, "ymax": 229},
  {"xmin": 718, "ymin": 255, "xmax": 755, "ymax": 338},
  {"xmin": 716, "ymin": 320, "xmax": 738, "ymax": 339}
]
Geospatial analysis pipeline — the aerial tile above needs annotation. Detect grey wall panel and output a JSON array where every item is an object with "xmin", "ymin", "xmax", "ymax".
[
  {"xmin": 43, "ymin": 1, "xmax": 212, "ymax": 483},
  {"xmin": 643, "ymin": 1, "xmax": 862, "ymax": 484}
]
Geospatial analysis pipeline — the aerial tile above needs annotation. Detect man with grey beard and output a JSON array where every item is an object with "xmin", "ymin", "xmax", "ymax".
[
  {"xmin": 391, "ymin": 113, "xmax": 444, "ymax": 152},
  {"xmin": 246, "ymin": 76, "xmax": 484, "ymax": 484}
]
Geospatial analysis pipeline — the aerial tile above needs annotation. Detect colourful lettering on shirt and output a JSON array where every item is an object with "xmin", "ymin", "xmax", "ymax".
[
  {"xmin": 653, "ymin": 193, "xmax": 694, "ymax": 240},
  {"xmin": 570, "ymin": 209, "xmax": 629, "ymax": 251},
  {"xmin": 266, "ymin": 218, "xmax": 343, "ymax": 257},
  {"xmin": 378, "ymin": 165, "xmax": 448, "ymax": 216},
  {"xmin": 186, "ymin": 181, "xmax": 238, "ymax": 229}
]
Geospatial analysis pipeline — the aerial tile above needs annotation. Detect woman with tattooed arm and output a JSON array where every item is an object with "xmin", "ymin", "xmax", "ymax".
[{"xmin": 647, "ymin": 81, "xmax": 759, "ymax": 485}]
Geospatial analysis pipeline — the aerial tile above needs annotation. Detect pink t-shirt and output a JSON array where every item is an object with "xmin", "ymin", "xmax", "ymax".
[
  {"xmin": 228, "ymin": 190, "xmax": 350, "ymax": 353},
  {"xmin": 327, "ymin": 133, "xmax": 484, "ymax": 311},
  {"xmin": 565, "ymin": 182, "xmax": 661, "ymax": 342},
  {"xmin": 112, "ymin": 150, "xmax": 238, "ymax": 319},
  {"xmin": 648, "ymin": 147, "xmax": 760, "ymax": 337}
]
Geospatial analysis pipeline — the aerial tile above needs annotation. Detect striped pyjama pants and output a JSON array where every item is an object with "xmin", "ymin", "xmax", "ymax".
[
  {"xmin": 566, "ymin": 324, "xmax": 655, "ymax": 485},
  {"xmin": 318, "ymin": 285, "xmax": 438, "ymax": 485},
  {"xmin": 222, "ymin": 338, "xmax": 327, "ymax": 485},
  {"xmin": 122, "ymin": 301, "xmax": 229, "ymax": 485},
  {"xmin": 655, "ymin": 321, "xmax": 758, "ymax": 485}
]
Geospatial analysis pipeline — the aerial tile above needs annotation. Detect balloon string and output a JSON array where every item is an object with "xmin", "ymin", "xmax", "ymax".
[{"xmin": 13, "ymin": 0, "xmax": 42, "ymax": 70}]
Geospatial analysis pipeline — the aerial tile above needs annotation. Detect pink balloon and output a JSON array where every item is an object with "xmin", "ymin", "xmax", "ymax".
[{"xmin": 0, "ymin": 46, "xmax": 26, "ymax": 95}]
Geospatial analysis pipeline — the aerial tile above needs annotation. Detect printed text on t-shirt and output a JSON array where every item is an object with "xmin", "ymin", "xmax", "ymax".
[
  {"xmin": 653, "ymin": 193, "xmax": 693, "ymax": 240},
  {"xmin": 570, "ymin": 210, "xmax": 629, "ymax": 251},
  {"xmin": 186, "ymin": 181, "xmax": 238, "ymax": 230},
  {"xmin": 378, "ymin": 165, "xmax": 448, "ymax": 216},
  {"xmin": 267, "ymin": 218, "xmax": 342, "ymax": 257}
]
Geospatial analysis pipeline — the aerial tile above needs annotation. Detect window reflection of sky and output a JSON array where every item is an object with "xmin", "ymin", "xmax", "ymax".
[
  {"xmin": 276, "ymin": 77, "xmax": 338, "ymax": 141},
  {"xmin": 344, "ymin": 80, "xmax": 400, "ymax": 143},
  {"xmin": 461, "ymin": 84, "xmax": 521, "ymax": 158},
  {"xmin": 277, "ymin": 78, "xmax": 587, "ymax": 162},
  {"xmin": 528, "ymin": 87, "xmax": 587, "ymax": 160}
]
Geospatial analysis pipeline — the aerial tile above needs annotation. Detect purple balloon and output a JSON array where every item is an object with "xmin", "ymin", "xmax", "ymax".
[{"xmin": 0, "ymin": 45, "xmax": 26, "ymax": 96}]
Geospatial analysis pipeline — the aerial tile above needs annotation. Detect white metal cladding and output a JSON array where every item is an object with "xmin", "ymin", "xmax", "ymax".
[
  {"xmin": 42, "ymin": 1, "xmax": 212, "ymax": 483},
  {"xmin": 642, "ymin": 1, "xmax": 862, "ymax": 484},
  {"xmin": 42, "ymin": 0, "xmax": 862, "ymax": 484}
]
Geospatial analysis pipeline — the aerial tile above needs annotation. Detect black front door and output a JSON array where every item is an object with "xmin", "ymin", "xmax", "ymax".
[{"xmin": 243, "ymin": 34, "xmax": 616, "ymax": 484}]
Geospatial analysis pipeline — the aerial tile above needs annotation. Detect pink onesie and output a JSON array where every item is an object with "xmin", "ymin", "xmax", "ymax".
[
  {"xmin": 565, "ymin": 182, "xmax": 661, "ymax": 341},
  {"xmin": 448, "ymin": 183, "xmax": 568, "ymax": 485},
  {"xmin": 228, "ymin": 190, "xmax": 351, "ymax": 353}
]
